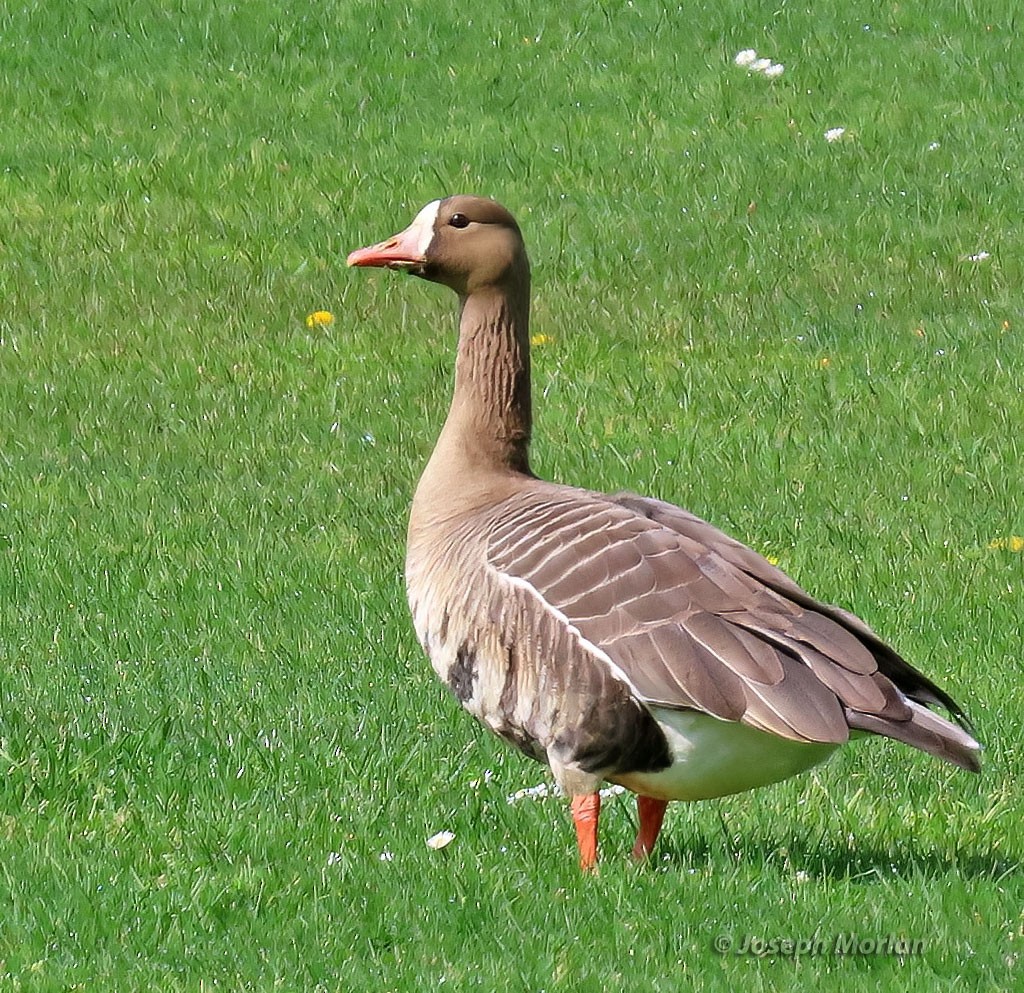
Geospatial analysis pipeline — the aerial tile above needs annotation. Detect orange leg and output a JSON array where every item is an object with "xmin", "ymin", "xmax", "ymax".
[
  {"xmin": 631, "ymin": 795, "xmax": 668, "ymax": 861},
  {"xmin": 570, "ymin": 793, "xmax": 601, "ymax": 871}
]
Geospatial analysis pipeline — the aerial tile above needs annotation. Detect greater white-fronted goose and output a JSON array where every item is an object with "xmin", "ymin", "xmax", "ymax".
[{"xmin": 347, "ymin": 195, "xmax": 981, "ymax": 870}]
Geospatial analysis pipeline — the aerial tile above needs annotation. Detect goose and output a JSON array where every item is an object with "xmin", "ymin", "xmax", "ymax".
[{"xmin": 347, "ymin": 195, "xmax": 981, "ymax": 870}]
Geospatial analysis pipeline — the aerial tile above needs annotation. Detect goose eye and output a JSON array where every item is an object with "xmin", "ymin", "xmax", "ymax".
[{"xmin": 448, "ymin": 213, "xmax": 470, "ymax": 229}]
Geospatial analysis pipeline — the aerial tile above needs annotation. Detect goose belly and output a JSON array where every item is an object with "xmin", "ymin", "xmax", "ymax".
[{"xmin": 613, "ymin": 707, "xmax": 840, "ymax": 802}]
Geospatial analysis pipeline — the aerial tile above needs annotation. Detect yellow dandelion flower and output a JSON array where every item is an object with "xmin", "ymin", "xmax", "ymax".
[
  {"xmin": 912, "ymin": 326, "xmax": 925, "ymax": 339},
  {"xmin": 306, "ymin": 310, "xmax": 334, "ymax": 329},
  {"xmin": 818, "ymin": 357, "xmax": 831, "ymax": 369},
  {"xmin": 988, "ymin": 536, "xmax": 1024, "ymax": 552},
  {"xmin": 530, "ymin": 333, "xmax": 554, "ymax": 347}
]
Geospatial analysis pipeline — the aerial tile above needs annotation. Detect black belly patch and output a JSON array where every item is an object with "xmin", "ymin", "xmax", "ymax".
[
  {"xmin": 448, "ymin": 641, "xmax": 478, "ymax": 703},
  {"xmin": 564, "ymin": 700, "xmax": 673, "ymax": 777},
  {"xmin": 498, "ymin": 724, "xmax": 548, "ymax": 764}
]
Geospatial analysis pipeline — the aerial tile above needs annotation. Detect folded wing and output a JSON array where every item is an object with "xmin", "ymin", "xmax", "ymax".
[{"xmin": 486, "ymin": 488, "xmax": 980, "ymax": 770}]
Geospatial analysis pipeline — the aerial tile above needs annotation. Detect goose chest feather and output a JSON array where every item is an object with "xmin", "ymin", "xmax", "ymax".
[{"xmin": 348, "ymin": 195, "xmax": 980, "ymax": 870}]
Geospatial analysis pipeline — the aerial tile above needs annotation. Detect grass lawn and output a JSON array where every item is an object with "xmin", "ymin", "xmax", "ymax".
[{"xmin": 1, "ymin": 0, "xmax": 1021, "ymax": 989}]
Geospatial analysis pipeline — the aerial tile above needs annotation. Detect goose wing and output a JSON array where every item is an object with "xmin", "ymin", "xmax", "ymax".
[
  {"xmin": 610, "ymin": 493, "xmax": 978, "ymax": 716},
  {"xmin": 486, "ymin": 487, "xmax": 979, "ymax": 769}
]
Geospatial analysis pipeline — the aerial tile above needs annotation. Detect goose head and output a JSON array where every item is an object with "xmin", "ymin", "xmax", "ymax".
[{"xmin": 347, "ymin": 195, "xmax": 528, "ymax": 297}]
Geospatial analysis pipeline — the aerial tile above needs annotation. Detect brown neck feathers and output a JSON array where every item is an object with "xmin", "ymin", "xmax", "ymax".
[{"xmin": 443, "ymin": 280, "xmax": 533, "ymax": 475}]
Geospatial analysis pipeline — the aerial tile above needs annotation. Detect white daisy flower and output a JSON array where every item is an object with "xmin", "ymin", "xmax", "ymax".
[
  {"xmin": 751, "ymin": 57, "xmax": 773, "ymax": 72},
  {"xmin": 824, "ymin": 127, "xmax": 846, "ymax": 143},
  {"xmin": 734, "ymin": 49, "xmax": 758, "ymax": 67},
  {"xmin": 426, "ymin": 830, "xmax": 456, "ymax": 850},
  {"xmin": 764, "ymin": 63, "xmax": 785, "ymax": 78}
]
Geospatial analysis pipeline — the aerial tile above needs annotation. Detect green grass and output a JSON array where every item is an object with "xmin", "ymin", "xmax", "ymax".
[{"xmin": 1, "ymin": 0, "xmax": 1021, "ymax": 989}]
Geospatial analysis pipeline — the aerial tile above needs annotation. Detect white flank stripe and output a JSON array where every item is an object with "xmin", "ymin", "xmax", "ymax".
[{"xmin": 494, "ymin": 571, "xmax": 645, "ymax": 700}]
